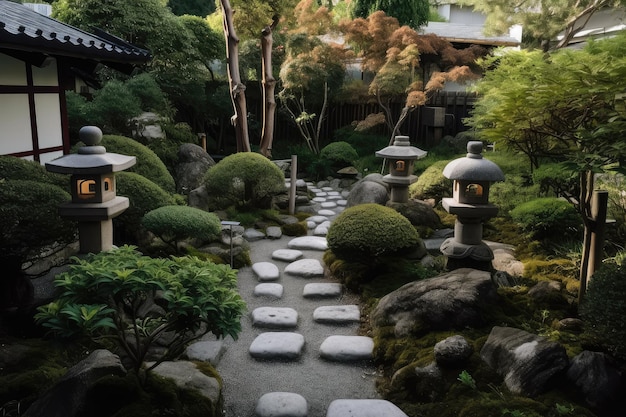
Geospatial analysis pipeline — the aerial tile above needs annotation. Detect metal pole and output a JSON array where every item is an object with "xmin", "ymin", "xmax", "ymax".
[{"xmin": 289, "ymin": 154, "xmax": 297, "ymax": 215}]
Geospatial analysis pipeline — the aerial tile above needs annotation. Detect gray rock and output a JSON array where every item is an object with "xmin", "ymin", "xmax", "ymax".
[
  {"xmin": 407, "ymin": 362, "xmax": 445, "ymax": 402},
  {"xmin": 272, "ymin": 249, "xmax": 303, "ymax": 262},
  {"xmin": 149, "ymin": 360, "xmax": 221, "ymax": 406},
  {"xmin": 252, "ymin": 307, "xmax": 298, "ymax": 329},
  {"xmin": 244, "ymin": 228, "xmax": 266, "ymax": 242},
  {"xmin": 252, "ymin": 262, "xmax": 280, "ymax": 281},
  {"xmin": 346, "ymin": 174, "xmax": 389, "ymax": 207},
  {"xmin": 371, "ymin": 268, "xmax": 496, "ymax": 337},
  {"xmin": 254, "ymin": 283, "xmax": 284, "ymax": 299},
  {"xmin": 527, "ymin": 280, "xmax": 567, "ymax": 307},
  {"xmin": 249, "ymin": 332, "xmax": 305, "ymax": 360},
  {"xmin": 284, "ymin": 259, "xmax": 324, "ymax": 278},
  {"xmin": 183, "ymin": 340, "xmax": 225, "ymax": 366},
  {"xmin": 556, "ymin": 317, "xmax": 583, "ymax": 332},
  {"xmin": 492, "ymin": 247, "xmax": 524, "ymax": 277},
  {"xmin": 566, "ymin": 350, "xmax": 622, "ymax": 408},
  {"xmin": 308, "ymin": 215, "xmax": 329, "ymax": 224},
  {"xmin": 313, "ymin": 305, "xmax": 360, "ymax": 324},
  {"xmin": 321, "ymin": 201, "xmax": 337, "ymax": 209},
  {"xmin": 174, "ymin": 143, "xmax": 215, "ymax": 194},
  {"xmin": 386, "ymin": 200, "xmax": 442, "ymax": 230},
  {"xmin": 433, "ymin": 335, "xmax": 473, "ymax": 368},
  {"xmin": 480, "ymin": 326, "xmax": 569, "ymax": 397},
  {"xmin": 302, "ymin": 283, "xmax": 342, "ymax": 299},
  {"xmin": 326, "ymin": 399, "xmax": 408, "ymax": 417},
  {"xmin": 287, "ymin": 236, "xmax": 328, "ymax": 251},
  {"xmin": 266, "ymin": 226, "xmax": 283, "ymax": 239},
  {"xmin": 188, "ymin": 184, "xmax": 210, "ymax": 211},
  {"xmin": 319, "ymin": 336, "xmax": 373, "ymax": 361},
  {"xmin": 317, "ymin": 209, "xmax": 336, "ymax": 217},
  {"xmin": 255, "ymin": 392, "xmax": 308, "ymax": 417}
]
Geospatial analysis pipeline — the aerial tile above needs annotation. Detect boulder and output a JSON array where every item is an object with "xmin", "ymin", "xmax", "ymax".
[
  {"xmin": 174, "ymin": 143, "xmax": 216, "ymax": 195},
  {"xmin": 527, "ymin": 280, "xmax": 568, "ymax": 308},
  {"xmin": 371, "ymin": 268, "xmax": 496, "ymax": 337},
  {"xmin": 566, "ymin": 350, "xmax": 622, "ymax": 409},
  {"xmin": 386, "ymin": 200, "xmax": 442, "ymax": 230},
  {"xmin": 480, "ymin": 326, "xmax": 569, "ymax": 397},
  {"xmin": 149, "ymin": 360, "xmax": 222, "ymax": 407},
  {"xmin": 434, "ymin": 335, "xmax": 473, "ymax": 368},
  {"xmin": 24, "ymin": 350, "xmax": 126, "ymax": 417},
  {"xmin": 346, "ymin": 174, "xmax": 389, "ymax": 207}
]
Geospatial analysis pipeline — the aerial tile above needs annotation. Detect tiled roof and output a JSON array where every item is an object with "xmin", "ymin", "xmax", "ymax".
[
  {"xmin": 422, "ymin": 22, "xmax": 520, "ymax": 47},
  {"xmin": 0, "ymin": 0, "xmax": 150, "ymax": 64}
]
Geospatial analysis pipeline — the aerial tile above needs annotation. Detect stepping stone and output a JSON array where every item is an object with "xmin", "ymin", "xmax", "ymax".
[
  {"xmin": 285, "ymin": 259, "xmax": 324, "ymax": 278},
  {"xmin": 252, "ymin": 307, "xmax": 298, "ymax": 329},
  {"xmin": 254, "ymin": 283, "xmax": 284, "ymax": 299},
  {"xmin": 341, "ymin": 190, "xmax": 350, "ymax": 198},
  {"xmin": 313, "ymin": 305, "xmax": 360, "ymax": 324},
  {"xmin": 303, "ymin": 283, "xmax": 342, "ymax": 298},
  {"xmin": 310, "ymin": 187, "xmax": 321, "ymax": 193},
  {"xmin": 295, "ymin": 179, "xmax": 307, "ymax": 188},
  {"xmin": 255, "ymin": 392, "xmax": 308, "ymax": 417},
  {"xmin": 312, "ymin": 197, "xmax": 326, "ymax": 203},
  {"xmin": 308, "ymin": 215, "xmax": 329, "ymax": 224},
  {"xmin": 337, "ymin": 199, "xmax": 347, "ymax": 206},
  {"xmin": 322, "ymin": 187, "xmax": 334, "ymax": 191},
  {"xmin": 327, "ymin": 190, "xmax": 340, "ymax": 196},
  {"xmin": 244, "ymin": 228, "xmax": 266, "ymax": 242},
  {"xmin": 288, "ymin": 236, "xmax": 328, "ymax": 251},
  {"xmin": 307, "ymin": 221, "xmax": 317, "ymax": 229},
  {"xmin": 272, "ymin": 249, "xmax": 303, "ymax": 262},
  {"xmin": 316, "ymin": 192, "xmax": 328, "ymax": 197},
  {"xmin": 326, "ymin": 195, "xmax": 343, "ymax": 200},
  {"xmin": 252, "ymin": 262, "xmax": 280, "ymax": 281},
  {"xmin": 321, "ymin": 201, "xmax": 337, "ymax": 209},
  {"xmin": 326, "ymin": 399, "xmax": 408, "ymax": 417},
  {"xmin": 318, "ymin": 209, "xmax": 336, "ymax": 217},
  {"xmin": 266, "ymin": 226, "xmax": 282, "ymax": 239},
  {"xmin": 319, "ymin": 336, "xmax": 373, "ymax": 361},
  {"xmin": 250, "ymin": 332, "xmax": 305, "ymax": 360},
  {"xmin": 183, "ymin": 340, "xmax": 225, "ymax": 366}
]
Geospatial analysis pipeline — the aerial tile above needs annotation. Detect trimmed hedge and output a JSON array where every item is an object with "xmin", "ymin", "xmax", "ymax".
[
  {"xmin": 142, "ymin": 205, "xmax": 222, "ymax": 248},
  {"xmin": 327, "ymin": 203, "xmax": 421, "ymax": 261},
  {"xmin": 510, "ymin": 197, "xmax": 581, "ymax": 240},
  {"xmin": 320, "ymin": 141, "xmax": 359, "ymax": 168},
  {"xmin": 0, "ymin": 155, "xmax": 67, "ymax": 188},
  {"xmin": 202, "ymin": 152, "xmax": 285, "ymax": 210}
]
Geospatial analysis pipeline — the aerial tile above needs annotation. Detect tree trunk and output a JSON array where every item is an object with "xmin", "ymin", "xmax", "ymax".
[
  {"xmin": 220, "ymin": 0, "xmax": 251, "ymax": 152},
  {"xmin": 259, "ymin": 17, "xmax": 279, "ymax": 158}
]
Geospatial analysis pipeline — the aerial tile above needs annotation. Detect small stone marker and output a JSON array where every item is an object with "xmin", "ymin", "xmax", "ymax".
[
  {"xmin": 287, "ymin": 236, "xmax": 328, "ymax": 251},
  {"xmin": 252, "ymin": 262, "xmax": 280, "ymax": 281},
  {"xmin": 319, "ymin": 335, "xmax": 373, "ymax": 361},
  {"xmin": 252, "ymin": 307, "xmax": 298, "ymax": 329},
  {"xmin": 254, "ymin": 283, "xmax": 284, "ymax": 299},
  {"xmin": 326, "ymin": 399, "xmax": 408, "ymax": 417},
  {"xmin": 255, "ymin": 392, "xmax": 308, "ymax": 417},
  {"xmin": 249, "ymin": 332, "xmax": 305, "ymax": 360},
  {"xmin": 272, "ymin": 249, "xmax": 303, "ymax": 262},
  {"xmin": 302, "ymin": 283, "xmax": 342, "ymax": 298},
  {"xmin": 285, "ymin": 259, "xmax": 324, "ymax": 278},
  {"xmin": 313, "ymin": 305, "xmax": 360, "ymax": 324}
]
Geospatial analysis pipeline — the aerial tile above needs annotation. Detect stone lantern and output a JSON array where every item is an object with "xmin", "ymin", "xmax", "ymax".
[
  {"xmin": 376, "ymin": 135, "xmax": 427, "ymax": 203},
  {"xmin": 440, "ymin": 141, "xmax": 504, "ymax": 271},
  {"xmin": 46, "ymin": 126, "xmax": 136, "ymax": 253}
]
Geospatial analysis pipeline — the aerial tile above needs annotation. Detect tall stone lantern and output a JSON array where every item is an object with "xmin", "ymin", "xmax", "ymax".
[
  {"xmin": 440, "ymin": 141, "xmax": 504, "ymax": 271},
  {"xmin": 376, "ymin": 135, "xmax": 427, "ymax": 203},
  {"xmin": 46, "ymin": 126, "xmax": 136, "ymax": 253}
]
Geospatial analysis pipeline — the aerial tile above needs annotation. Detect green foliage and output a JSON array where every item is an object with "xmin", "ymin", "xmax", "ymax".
[
  {"xmin": 581, "ymin": 261, "xmax": 626, "ymax": 360},
  {"xmin": 35, "ymin": 245, "xmax": 246, "ymax": 373},
  {"xmin": 350, "ymin": 0, "xmax": 430, "ymax": 28},
  {"xmin": 327, "ymin": 203, "xmax": 421, "ymax": 262},
  {"xmin": 125, "ymin": 73, "xmax": 171, "ymax": 115},
  {"xmin": 115, "ymin": 172, "xmax": 177, "ymax": 243},
  {"xmin": 168, "ymin": 0, "xmax": 216, "ymax": 16},
  {"xmin": 319, "ymin": 141, "xmax": 359, "ymax": 168},
  {"xmin": 142, "ymin": 205, "xmax": 222, "ymax": 251},
  {"xmin": 99, "ymin": 135, "xmax": 176, "ymax": 193},
  {"xmin": 510, "ymin": 198, "xmax": 581, "ymax": 240},
  {"xmin": 281, "ymin": 221, "xmax": 308, "ymax": 237},
  {"xmin": 457, "ymin": 370, "xmax": 477, "ymax": 390},
  {"xmin": 86, "ymin": 79, "xmax": 143, "ymax": 135},
  {"xmin": 0, "ymin": 155, "xmax": 67, "ymax": 188},
  {"xmin": 489, "ymin": 176, "xmax": 540, "ymax": 216},
  {"xmin": 409, "ymin": 160, "xmax": 452, "ymax": 202},
  {"xmin": 532, "ymin": 162, "xmax": 578, "ymax": 196},
  {"xmin": 202, "ymin": 152, "xmax": 285, "ymax": 210}
]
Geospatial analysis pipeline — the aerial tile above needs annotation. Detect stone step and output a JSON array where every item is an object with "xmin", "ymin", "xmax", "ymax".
[
  {"xmin": 254, "ymin": 283, "xmax": 284, "ymax": 299},
  {"xmin": 272, "ymin": 249, "xmax": 303, "ymax": 262},
  {"xmin": 284, "ymin": 259, "xmax": 324, "ymax": 278},
  {"xmin": 287, "ymin": 236, "xmax": 328, "ymax": 251},
  {"xmin": 302, "ymin": 283, "xmax": 342, "ymax": 299},
  {"xmin": 326, "ymin": 399, "xmax": 408, "ymax": 417},
  {"xmin": 319, "ymin": 336, "xmax": 374, "ymax": 361},
  {"xmin": 252, "ymin": 307, "xmax": 298, "ymax": 329},
  {"xmin": 252, "ymin": 262, "xmax": 280, "ymax": 281},
  {"xmin": 249, "ymin": 332, "xmax": 305, "ymax": 361},
  {"xmin": 313, "ymin": 305, "xmax": 360, "ymax": 324},
  {"xmin": 317, "ymin": 209, "xmax": 336, "ymax": 217},
  {"xmin": 255, "ymin": 392, "xmax": 308, "ymax": 417}
]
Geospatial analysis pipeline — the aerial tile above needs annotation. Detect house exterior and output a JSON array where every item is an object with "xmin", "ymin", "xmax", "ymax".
[{"xmin": 0, "ymin": 0, "xmax": 150, "ymax": 164}]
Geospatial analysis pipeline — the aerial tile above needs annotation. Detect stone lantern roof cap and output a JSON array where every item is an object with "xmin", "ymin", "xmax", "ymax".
[
  {"xmin": 375, "ymin": 135, "xmax": 427, "ymax": 160},
  {"xmin": 442, "ymin": 141, "xmax": 504, "ymax": 182},
  {"xmin": 45, "ymin": 126, "xmax": 136, "ymax": 174}
]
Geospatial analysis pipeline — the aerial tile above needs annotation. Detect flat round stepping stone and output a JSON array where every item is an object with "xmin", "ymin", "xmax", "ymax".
[
  {"xmin": 266, "ymin": 226, "xmax": 282, "ymax": 239},
  {"xmin": 288, "ymin": 236, "xmax": 328, "ymax": 251},
  {"xmin": 312, "ymin": 197, "xmax": 326, "ymax": 203},
  {"xmin": 337, "ymin": 199, "xmax": 347, "ymax": 206},
  {"xmin": 308, "ymin": 215, "xmax": 329, "ymax": 224},
  {"xmin": 285, "ymin": 259, "xmax": 324, "ymax": 278},
  {"xmin": 313, "ymin": 305, "xmax": 360, "ymax": 324},
  {"xmin": 317, "ymin": 209, "xmax": 336, "ymax": 217},
  {"xmin": 252, "ymin": 262, "xmax": 280, "ymax": 281},
  {"xmin": 326, "ymin": 190, "xmax": 340, "ymax": 196},
  {"xmin": 254, "ymin": 283, "xmax": 284, "ymax": 299},
  {"xmin": 321, "ymin": 201, "xmax": 337, "ymax": 209},
  {"xmin": 250, "ymin": 332, "xmax": 305, "ymax": 360},
  {"xmin": 321, "ymin": 187, "xmax": 334, "ymax": 192},
  {"xmin": 307, "ymin": 221, "xmax": 317, "ymax": 229},
  {"xmin": 319, "ymin": 336, "xmax": 373, "ymax": 361},
  {"xmin": 313, "ymin": 224, "xmax": 329, "ymax": 236},
  {"xmin": 255, "ymin": 392, "xmax": 308, "ymax": 417},
  {"xmin": 272, "ymin": 249, "xmax": 303, "ymax": 262},
  {"xmin": 252, "ymin": 307, "xmax": 298, "ymax": 328},
  {"xmin": 303, "ymin": 283, "xmax": 342, "ymax": 298},
  {"xmin": 326, "ymin": 399, "xmax": 408, "ymax": 417},
  {"xmin": 244, "ymin": 228, "xmax": 266, "ymax": 242},
  {"xmin": 315, "ymin": 191, "xmax": 328, "ymax": 197}
]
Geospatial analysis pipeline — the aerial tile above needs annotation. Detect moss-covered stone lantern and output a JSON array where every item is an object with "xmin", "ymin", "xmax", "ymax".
[
  {"xmin": 46, "ymin": 126, "xmax": 136, "ymax": 253},
  {"xmin": 376, "ymin": 135, "xmax": 427, "ymax": 203},
  {"xmin": 440, "ymin": 141, "xmax": 504, "ymax": 271}
]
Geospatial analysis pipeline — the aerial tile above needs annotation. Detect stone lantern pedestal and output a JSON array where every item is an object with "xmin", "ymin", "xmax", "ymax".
[
  {"xmin": 375, "ymin": 136, "xmax": 427, "ymax": 203},
  {"xmin": 440, "ymin": 141, "xmax": 504, "ymax": 271},
  {"xmin": 46, "ymin": 126, "xmax": 136, "ymax": 253}
]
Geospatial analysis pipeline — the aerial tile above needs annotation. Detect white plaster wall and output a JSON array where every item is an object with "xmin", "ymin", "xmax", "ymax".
[
  {"xmin": 0, "ymin": 53, "xmax": 27, "ymax": 85},
  {"xmin": 34, "ymin": 93, "xmax": 63, "ymax": 149},
  {"xmin": 0, "ymin": 94, "xmax": 32, "ymax": 154},
  {"xmin": 32, "ymin": 59, "xmax": 59, "ymax": 86}
]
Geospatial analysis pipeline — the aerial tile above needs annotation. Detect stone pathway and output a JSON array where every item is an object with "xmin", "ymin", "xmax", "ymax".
[{"xmin": 195, "ymin": 181, "xmax": 409, "ymax": 417}]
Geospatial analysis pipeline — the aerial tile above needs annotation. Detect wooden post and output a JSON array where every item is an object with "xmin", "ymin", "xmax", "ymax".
[
  {"xmin": 578, "ymin": 190, "xmax": 609, "ymax": 305},
  {"xmin": 289, "ymin": 155, "xmax": 297, "ymax": 215}
]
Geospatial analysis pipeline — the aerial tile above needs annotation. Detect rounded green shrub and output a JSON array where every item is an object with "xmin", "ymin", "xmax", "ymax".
[
  {"xmin": 319, "ymin": 141, "xmax": 359, "ymax": 168},
  {"xmin": 409, "ymin": 160, "xmax": 452, "ymax": 202},
  {"xmin": 581, "ymin": 261, "xmax": 626, "ymax": 360},
  {"xmin": 98, "ymin": 135, "xmax": 176, "ymax": 193},
  {"xmin": 202, "ymin": 152, "xmax": 285, "ymax": 210},
  {"xmin": 532, "ymin": 162, "xmax": 578, "ymax": 196},
  {"xmin": 142, "ymin": 205, "xmax": 221, "ymax": 250},
  {"xmin": 0, "ymin": 155, "xmax": 67, "ymax": 188},
  {"xmin": 115, "ymin": 172, "xmax": 177, "ymax": 243},
  {"xmin": 327, "ymin": 203, "xmax": 421, "ymax": 261},
  {"xmin": 510, "ymin": 197, "xmax": 581, "ymax": 240}
]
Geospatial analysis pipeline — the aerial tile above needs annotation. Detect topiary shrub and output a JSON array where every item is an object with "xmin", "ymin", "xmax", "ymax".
[
  {"xmin": 510, "ymin": 197, "xmax": 581, "ymax": 240},
  {"xmin": 114, "ymin": 172, "xmax": 177, "ymax": 244},
  {"xmin": 409, "ymin": 160, "xmax": 452, "ymax": 202},
  {"xmin": 0, "ymin": 155, "xmax": 67, "ymax": 188},
  {"xmin": 202, "ymin": 152, "xmax": 285, "ymax": 210},
  {"xmin": 581, "ymin": 261, "xmax": 626, "ymax": 360},
  {"xmin": 319, "ymin": 141, "xmax": 359, "ymax": 169},
  {"xmin": 142, "ymin": 205, "xmax": 222, "ymax": 252},
  {"xmin": 327, "ymin": 203, "xmax": 421, "ymax": 262}
]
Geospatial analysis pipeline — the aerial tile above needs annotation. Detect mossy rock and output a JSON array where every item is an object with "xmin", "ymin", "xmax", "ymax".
[
  {"xmin": 281, "ymin": 221, "xmax": 308, "ymax": 236},
  {"xmin": 409, "ymin": 160, "xmax": 452, "ymax": 203}
]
